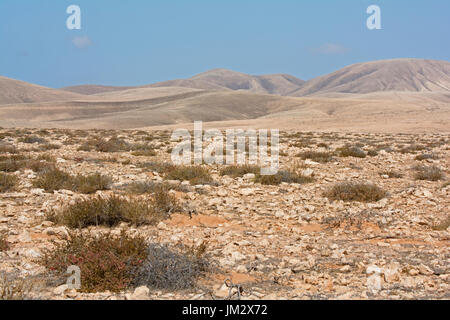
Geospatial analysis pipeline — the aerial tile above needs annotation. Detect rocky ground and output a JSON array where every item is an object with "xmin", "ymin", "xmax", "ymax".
[{"xmin": 0, "ymin": 128, "xmax": 449, "ymax": 300}]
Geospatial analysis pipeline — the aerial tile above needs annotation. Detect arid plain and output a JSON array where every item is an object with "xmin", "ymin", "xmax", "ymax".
[{"xmin": 0, "ymin": 58, "xmax": 449, "ymax": 300}]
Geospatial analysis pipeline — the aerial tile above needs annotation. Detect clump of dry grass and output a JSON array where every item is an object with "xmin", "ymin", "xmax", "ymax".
[
  {"xmin": 165, "ymin": 166, "xmax": 215, "ymax": 185},
  {"xmin": 324, "ymin": 181, "xmax": 387, "ymax": 202},
  {"xmin": 78, "ymin": 136, "xmax": 130, "ymax": 152},
  {"xmin": 0, "ymin": 233, "xmax": 9, "ymax": 252},
  {"xmin": 18, "ymin": 135, "xmax": 48, "ymax": 144},
  {"xmin": 296, "ymin": 151, "xmax": 334, "ymax": 163},
  {"xmin": 413, "ymin": 165, "xmax": 445, "ymax": 181},
  {"xmin": 432, "ymin": 216, "xmax": 450, "ymax": 231},
  {"xmin": 379, "ymin": 170, "xmax": 403, "ymax": 179},
  {"xmin": 414, "ymin": 154, "xmax": 438, "ymax": 161},
  {"xmin": 254, "ymin": 170, "xmax": 314, "ymax": 185},
  {"xmin": 47, "ymin": 191, "xmax": 179, "ymax": 228},
  {"xmin": 33, "ymin": 167, "xmax": 111, "ymax": 193},
  {"xmin": 335, "ymin": 146, "xmax": 366, "ymax": 158},
  {"xmin": 0, "ymin": 274, "xmax": 33, "ymax": 300},
  {"xmin": 0, "ymin": 173, "xmax": 17, "ymax": 193},
  {"xmin": 219, "ymin": 164, "xmax": 260, "ymax": 177},
  {"xmin": 398, "ymin": 144, "xmax": 427, "ymax": 154},
  {"xmin": 134, "ymin": 242, "xmax": 208, "ymax": 290},
  {"xmin": 123, "ymin": 181, "xmax": 191, "ymax": 194},
  {"xmin": 139, "ymin": 161, "xmax": 175, "ymax": 173},
  {"xmin": 0, "ymin": 143, "xmax": 17, "ymax": 154}
]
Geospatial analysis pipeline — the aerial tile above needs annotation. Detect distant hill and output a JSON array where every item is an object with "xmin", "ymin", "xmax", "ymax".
[
  {"xmin": 290, "ymin": 59, "xmax": 450, "ymax": 96},
  {"xmin": 61, "ymin": 85, "xmax": 135, "ymax": 95},
  {"xmin": 0, "ymin": 76, "xmax": 88, "ymax": 104},
  {"xmin": 149, "ymin": 69, "xmax": 305, "ymax": 95},
  {"xmin": 1, "ymin": 59, "xmax": 449, "ymax": 132}
]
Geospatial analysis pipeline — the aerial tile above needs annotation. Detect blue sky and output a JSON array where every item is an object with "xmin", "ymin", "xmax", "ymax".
[{"xmin": 0, "ymin": 0, "xmax": 449, "ymax": 88}]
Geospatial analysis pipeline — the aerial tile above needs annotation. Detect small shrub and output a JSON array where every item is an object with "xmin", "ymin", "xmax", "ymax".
[
  {"xmin": 0, "ymin": 158, "xmax": 22, "ymax": 172},
  {"xmin": 139, "ymin": 161, "xmax": 175, "ymax": 174},
  {"xmin": 124, "ymin": 181, "xmax": 191, "ymax": 194},
  {"xmin": 324, "ymin": 181, "xmax": 387, "ymax": 202},
  {"xmin": 413, "ymin": 165, "xmax": 445, "ymax": 181},
  {"xmin": 432, "ymin": 216, "xmax": 450, "ymax": 231},
  {"xmin": 38, "ymin": 143, "xmax": 61, "ymax": 151},
  {"xmin": 40, "ymin": 232, "xmax": 148, "ymax": 293},
  {"xmin": 399, "ymin": 144, "xmax": 427, "ymax": 154},
  {"xmin": 296, "ymin": 151, "xmax": 333, "ymax": 163},
  {"xmin": 379, "ymin": 170, "xmax": 403, "ymax": 178},
  {"xmin": 0, "ymin": 173, "xmax": 17, "ymax": 193},
  {"xmin": 219, "ymin": 165, "xmax": 260, "ymax": 177},
  {"xmin": 0, "ymin": 233, "xmax": 9, "ymax": 252},
  {"xmin": 0, "ymin": 144, "xmax": 17, "ymax": 154},
  {"xmin": 18, "ymin": 135, "xmax": 47, "ymax": 144},
  {"xmin": 78, "ymin": 136, "xmax": 130, "ymax": 153},
  {"xmin": 131, "ymin": 150, "xmax": 156, "ymax": 157},
  {"xmin": 33, "ymin": 168, "xmax": 111, "ymax": 193},
  {"xmin": 134, "ymin": 243, "xmax": 208, "ymax": 290},
  {"xmin": 0, "ymin": 274, "xmax": 33, "ymax": 300},
  {"xmin": 254, "ymin": 170, "xmax": 314, "ymax": 185},
  {"xmin": 336, "ymin": 146, "xmax": 366, "ymax": 158},
  {"xmin": 165, "ymin": 166, "xmax": 214, "ymax": 185},
  {"xmin": 47, "ymin": 194, "xmax": 177, "ymax": 228},
  {"xmin": 414, "ymin": 154, "xmax": 438, "ymax": 161}
]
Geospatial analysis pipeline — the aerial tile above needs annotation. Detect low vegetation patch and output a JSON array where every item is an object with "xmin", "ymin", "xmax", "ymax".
[
  {"xmin": 296, "ymin": 151, "xmax": 333, "ymax": 163},
  {"xmin": 47, "ymin": 192, "xmax": 179, "ymax": 228},
  {"xmin": 324, "ymin": 181, "xmax": 387, "ymax": 202},
  {"xmin": 398, "ymin": 144, "xmax": 427, "ymax": 154},
  {"xmin": 432, "ymin": 216, "xmax": 450, "ymax": 231},
  {"xmin": 0, "ymin": 143, "xmax": 17, "ymax": 154},
  {"xmin": 18, "ymin": 135, "xmax": 47, "ymax": 144},
  {"xmin": 254, "ymin": 170, "xmax": 314, "ymax": 185},
  {"xmin": 335, "ymin": 146, "xmax": 367, "ymax": 158},
  {"xmin": 40, "ymin": 232, "xmax": 148, "ymax": 293},
  {"xmin": 134, "ymin": 242, "xmax": 208, "ymax": 290},
  {"xmin": 413, "ymin": 165, "xmax": 445, "ymax": 181},
  {"xmin": 0, "ymin": 274, "xmax": 33, "ymax": 300},
  {"xmin": 0, "ymin": 233, "xmax": 9, "ymax": 252},
  {"xmin": 78, "ymin": 136, "xmax": 130, "ymax": 152},
  {"xmin": 379, "ymin": 170, "xmax": 403, "ymax": 178},
  {"xmin": 123, "ymin": 181, "xmax": 191, "ymax": 194},
  {"xmin": 0, "ymin": 173, "xmax": 17, "ymax": 193},
  {"xmin": 219, "ymin": 164, "xmax": 260, "ymax": 177},
  {"xmin": 33, "ymin": 168, "xmax": 111, "ymax": 193},
  {"xmin": 165, "ymin": 165, "xmax": 215, "ymax": 185},
  {"xmin": 414, "ymin": 154, "xmax": 438, "ymax": 161}
]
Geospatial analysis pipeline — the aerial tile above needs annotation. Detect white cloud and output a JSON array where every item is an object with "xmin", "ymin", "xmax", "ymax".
[
  {"xmin": 309, "ymin": 43, "xmax": 349, "ymax": 55},
  {"xmin": 71, "ymin": 36, "xmax": 92, "ymax": 49}
]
